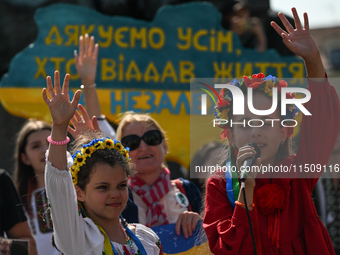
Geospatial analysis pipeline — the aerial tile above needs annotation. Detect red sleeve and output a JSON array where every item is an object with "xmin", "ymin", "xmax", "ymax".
[
  {"xmin": 203, "ymin": 177, "xmax": 257, "ymax": 255},
  {"xmin": 296, "ymin": 74, "xmax": 340, "ymax": 191}
]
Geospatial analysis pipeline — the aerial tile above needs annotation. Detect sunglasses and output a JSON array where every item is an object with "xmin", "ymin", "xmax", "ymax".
[{"xmin": 121, "ymin": 130, "xmax": 164, "ymax": 151}]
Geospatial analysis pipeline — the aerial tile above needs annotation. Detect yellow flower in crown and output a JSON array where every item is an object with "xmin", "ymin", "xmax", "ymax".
[
  {"xmin": 70, "ymin": 137, "xmax": 131, "ymax": 185},
  {"xmin": 264, "ymin": 79, "xmax": 274, "ymax": 96},
  {"xmin": 75, "ymin": 152, "xmax": 86, "ymax": 167}
]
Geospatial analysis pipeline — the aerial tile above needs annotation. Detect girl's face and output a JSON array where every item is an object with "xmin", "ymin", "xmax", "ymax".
[
  {"xmin": 21, "ymin": 130, "xmax": 50, "ymax": 175},
  {"xmin": 76, "ymin": 163, "xmax": 128, "ymax": 225},
  {"xmin": 227, "ymin": 93, "xmax": 287, "ymax": 166},
  {"xmin": 122, "ymin": 122, "xmax": 168, "ymax": 175}
]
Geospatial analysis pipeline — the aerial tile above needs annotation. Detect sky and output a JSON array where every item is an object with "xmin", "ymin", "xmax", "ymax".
[{"xmin": 270, "ymin": 0, "xmax": 340, "ymax": 29}]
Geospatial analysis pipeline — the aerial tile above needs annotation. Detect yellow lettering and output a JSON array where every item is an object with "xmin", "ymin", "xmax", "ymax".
[
  {"xmin": 65, "ymin": 59, "xmax": 79, "ymax": 79},
  {"xmin": 45, "ymin": 26, "xmax": 63, "ymax": 46},
  {"xmin": 289, "ymin": 62, "xmax": 304, "ymax": 84},
  {"xmin": 115, "ymin": 27, "xmax": 129, "ymax": 48},
  {"xmin": 118, "ymin": 54, "xmax": 124, "ymax": 82},
  {"xmin": 193, "ymin": 30, "xmax": 208, "ymax": 51},
  {"xmin": 125, "ymin": 60, "xmax": 142, "ymax": 81},
  {"xmin": 81, "ymin": 25, "xmax": 95, "ymax": 37},
  {"xmin": 161, "ymin": 61, "xmax": 178, "ymax": 83},
  {"xmin": 271, "ymin": 63, "xmax": 287, "ymax": 78},
  {"xmin": 177, "ymin": 28, "xmax": 191, "ymax": 50},
  {"xmin": 101, "ymin": 58, "xmax": 116, "ymax": 80},
  {"xmin": 255, "ymin": 62, "xmax": 270, "ymax": 74},
  {"xmin": 148, "ymin": 27, "xmax": 165, "ymax": 49},
  {"xmin": 34, "ymin": 57, "xmax": 48, "ymax": 78},
  {"xmin": 217, "ymin": 30, "xmax": 233, "ymax": 53},
  {"xmin": 50, "ymin": 57, "xmax": 65, "ymax": 72},
  {"xmin": 144, "ymin": 61, "xmax": 160, "ymax": 82},
  {"xmin": 98, "ymin": 25, "xmax": 113, "ymax": 48},
  {"xmin": 130, "ymin": 27, "xmax": 147, "ymax": 49},
  {"xmin": 64, "ymin": 25, "xmax": 79, "ymax": 46},
  {"xmin": 213, "ymin": 61, "xmax": 233, "ymax": 81},
  {"xmin": 235, "ymin": 62, "xmax": 253, "ymax": 77},
  {"xmin": 210, "ymin": 29, "xmax": 216, "ymax": 52},
  {"xmin": 179, "ymin": 61, "xmax": 194, "ymax": 83}
]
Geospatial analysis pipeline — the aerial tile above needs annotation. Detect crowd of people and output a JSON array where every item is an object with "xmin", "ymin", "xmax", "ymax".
[{"xmin": 0, "ymin": 5, "xmax": 340, "ymax": 255}]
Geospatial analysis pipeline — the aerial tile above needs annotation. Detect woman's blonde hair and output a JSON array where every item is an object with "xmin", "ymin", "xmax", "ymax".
[
  {"xmin": 116, "ymin": 112, "xmax": 168, "ymax": 169},
  {"xmin": 116, "ymin": 111, "xmax": 166, "ymax": 141}
]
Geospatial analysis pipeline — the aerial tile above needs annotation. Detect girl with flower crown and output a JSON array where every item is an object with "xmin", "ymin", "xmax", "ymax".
[
  {"xmin": 12, "ymin": 35, "xmax": 115, "ymax": 255},
  {"xmin": 203, "ymin": 8, "xmax": 340, "ymax": 255},
  {"xmin": 42, "ymin": 71, "xmax": 162, "ymax": 255}
]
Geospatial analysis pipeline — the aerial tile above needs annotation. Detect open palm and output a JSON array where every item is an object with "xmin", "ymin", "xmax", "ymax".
[
  {"xmin": 42, "ymin": 71, "xmax": 81, "ymax": 127},
  {"xmin": 74, "ymin": 34, "xmax": 98, "ymax": 84},
  {"xmin": 271, "ymin": 8, "xmax": 319, "ymax": 60}
]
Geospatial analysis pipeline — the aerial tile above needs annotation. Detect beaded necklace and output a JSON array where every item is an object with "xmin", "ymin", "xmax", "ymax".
[{"xmin": 120, "ymin": 221, "xmax": 136, "ymax": 254}]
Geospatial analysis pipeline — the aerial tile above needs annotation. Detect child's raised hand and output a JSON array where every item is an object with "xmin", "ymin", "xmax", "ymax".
[
  {"xmin": 74, "ymin": 34, "xmax": 98, "ymax": 86},
  {"xmin": 271, "ymin": 8, "xmax": 319, "ymax": 62},
  {"xmin": 68, "ymin": 104, "xmax": 101, "ymax": 139},
  {"xmin": 42, "ymin": 71, "xmax": 81, "ymax": 128}
]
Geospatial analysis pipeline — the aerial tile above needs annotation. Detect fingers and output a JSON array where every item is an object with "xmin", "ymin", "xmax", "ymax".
[
  {"xmin": 42, "ymin": 88, "xmax": 50, "ymax": 105},
  {"xmin": 62, "ymin": 73, "xmax": 70, "ymax": 95},
  {"xmin": 73, "ymin": 109, "xmax": 83, "ymax": 123},
  {"xmin": 92, "ymin": 116, "xmax": 100, "ymax": 132},
  {"xmin": 270, "ymin": 21, "xmax": 288, "ymax": 38},
  {"xmin": 303, "ymin": 12, "xmax": 309, "ymax": 30},
  {"xmin": 93, "ymin": 43, "xmax": 99, "ymax": 60},
  {"xmin": 278, "ymin": 12, "xmax": 294, "ymax": 33},
  {"xmin": 175, "ymin": 212, "xmax": 200, "ymax": 238},
  {"xmin": 291, "ymin": 7, "xmax": 302, "ymax": 30},
  {"xmin": 54, "ymin": 70, "xmax": 61, "ymax": 94},
  {"xmin": 84, "ymin": 34, "xmax": 89, "ymax": 56},
  {"xmin": 88, "ymin": 35, "xmax": 94, "ymax": 57},
  {"xmin": 79, "ymin": 35, "xmax": 84, "ymax": 59},
  {"xmin": 78, "ymin": 104, "xmax": 90, "ymax": 122},
  {"xmin": 67, "ymin": 125, "xmax": 76, "ymax": 138},
  {"xmin": 71, "ymin": 90, "xmax": 82, "ymax": 108},
  {"xmin": 70, "ymin": 115, "xmax": 79, "ymax": 128},
  {"xmin": 46, "ymin": 75, "xmax": 55, "ymax": 98}
]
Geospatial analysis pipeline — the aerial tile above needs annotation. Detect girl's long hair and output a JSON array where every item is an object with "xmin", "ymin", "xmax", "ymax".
[{"xmin": 14, "ymin": 119, "xmax": 51, "ymax": 215}]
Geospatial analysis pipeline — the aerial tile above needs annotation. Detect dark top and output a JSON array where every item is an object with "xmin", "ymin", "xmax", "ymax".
[{"xmin": 0, "ymin": 169, "xmax": 27, "ymax": 237}]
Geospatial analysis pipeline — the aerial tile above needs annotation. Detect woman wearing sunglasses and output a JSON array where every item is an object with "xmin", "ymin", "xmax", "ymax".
[{"xmin": 116, "ymin": 112, "xmax": 202, "ymax": 239}]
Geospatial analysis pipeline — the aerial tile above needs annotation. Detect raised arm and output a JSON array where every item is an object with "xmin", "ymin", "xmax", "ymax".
[
  {"xmin": 74, "ymin": 34, "xmax": 101, "ymax": 118},
  {"xmin": 42, "ymin": 71, "xmax": 81, "ymax": 170},
  {"xmin": 271, "ymin": 8, "xmax": 325, "ymax": 80}
]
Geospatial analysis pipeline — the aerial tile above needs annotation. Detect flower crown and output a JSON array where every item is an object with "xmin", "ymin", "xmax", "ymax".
[
  {"xmin": 70, "ymin": 137, "xmax": 131, "ymax": 185},
  {"xmin": 215, "ymin": 73, "xmax": 299, "ymax": 138}
]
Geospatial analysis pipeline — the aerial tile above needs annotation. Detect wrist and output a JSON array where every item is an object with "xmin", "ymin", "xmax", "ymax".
[
  {"xmin": 81, "ymin": 79, "xmax": 96, "ymax": 86},
  {"xmin": 51, "ymin": 124, "xmax": 68, "ymax": 140}
]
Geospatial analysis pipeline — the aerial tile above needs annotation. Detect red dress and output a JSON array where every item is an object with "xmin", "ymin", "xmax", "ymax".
[{"xmin": 203, "ymin": 77, "xmax": 340, "ymax": 255}]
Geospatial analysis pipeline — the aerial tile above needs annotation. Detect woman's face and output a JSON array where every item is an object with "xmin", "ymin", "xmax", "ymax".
[
  {"xmin": 76, "ymin": 163, "xmax": 128, "ymax": 225},
  {"xmin": 122, "ymin": 122, "xmax": 168, "ymax": 175},
  {"xmin": 21, "ymin": 130, "xmax": 50, "ymax": 175},
  {"xmin": 227, "ymin": 93, "xmax": 287, "ymax": 166}
]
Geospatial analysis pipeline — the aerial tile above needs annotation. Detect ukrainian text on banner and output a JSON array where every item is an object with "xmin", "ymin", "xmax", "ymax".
[{"xmin": 0, "ymin": 2, "xmax": 305, "ymax": 168}]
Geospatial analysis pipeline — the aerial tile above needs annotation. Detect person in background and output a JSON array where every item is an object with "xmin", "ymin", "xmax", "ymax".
[
  {"xmin": 0, "ymin": 169, "xmax": 37, "ymax": 255},
  {"xmin": 116, "ymin": 112, "xmax": 202, "ymax": 239}
]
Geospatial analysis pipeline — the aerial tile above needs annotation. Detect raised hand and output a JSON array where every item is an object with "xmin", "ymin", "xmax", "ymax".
[
  {"xmin": 271, "ymin": 8, "xmax": 319, "ymax": 61},
  {"xmin": 271, "ymin": 7, "xmax": 325, "ymax": 79},
  {"xmin": 74, "ymin": 34, "xmax": 98, "ymax": 86},
  {"xmin": 68, "ymin": 104, "xmax": 101, "ymax": 139},
  {"xmin": 42, "ymin": 71, "xmax": 81, "ymax": 128}
]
